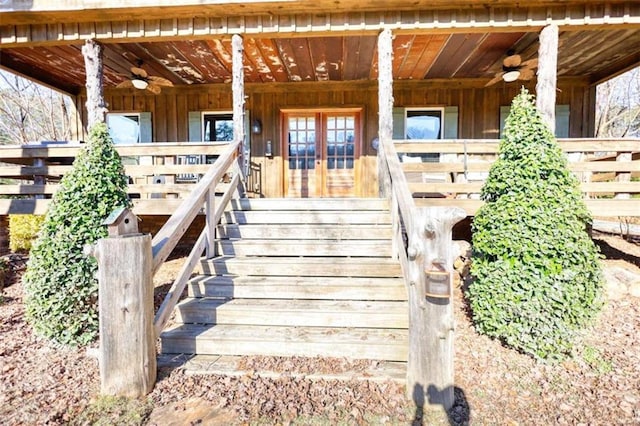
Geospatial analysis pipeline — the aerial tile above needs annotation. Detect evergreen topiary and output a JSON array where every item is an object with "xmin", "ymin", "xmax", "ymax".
[
  {"xmin": 468, "ymin": 88, "xmax": 603, "ymax": 360},
  {"xmin": 24, "ymin": 123, "xmax": 131, "ymax": 346}
]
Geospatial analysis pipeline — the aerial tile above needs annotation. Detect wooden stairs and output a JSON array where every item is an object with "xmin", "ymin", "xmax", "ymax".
[{"xmin": 160, "ymin": 198, "xmax": 408, "ymax": 376}]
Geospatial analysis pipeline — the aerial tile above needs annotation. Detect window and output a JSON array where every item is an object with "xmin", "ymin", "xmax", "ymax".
[
  {"xmin": 405, "ymin": 109, "xmax": 444, "ymax": 139},
  {"xmin": 403, "ymin": 108, "xmax": 444, "ymax": 162},
  {"xmin": 203, "ymin": 113, "xmax": 234, "ymax": 142},
  {"xmin": 106, "ymin": 112, "xmax": 152, "ymax": 165},
  {"xmin": 107, "ymin": 114, "xmax": 140, "ymax": 144}
]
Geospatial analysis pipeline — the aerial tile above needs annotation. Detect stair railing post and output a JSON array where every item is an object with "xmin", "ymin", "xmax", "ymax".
[
  {"xmin": 406, "ymin": 206, "xmax": 466, "ymax": 413},
  {"xmin": 205, "ymin": 187, "xmax": 216, "ymax": 258},
  {"xmin": 88, "ymin": 207, "xmax": 156, "ymax": 397}
]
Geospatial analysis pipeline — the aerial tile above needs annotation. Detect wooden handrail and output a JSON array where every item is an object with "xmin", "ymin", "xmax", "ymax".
[
  {"xmin": 393, "ymin": 138, "xmax": 640, "ymax": 154},
  {"xmin": 151, "ymin": 139, "xmax": 241, "ymax": 275},
  {"xmin": 0, "ymin": 141, "xmax": 231, "ymax": 160},
  {"xmin": 153, "ymin": 171, "xmax": 241, "ymax": 337}
]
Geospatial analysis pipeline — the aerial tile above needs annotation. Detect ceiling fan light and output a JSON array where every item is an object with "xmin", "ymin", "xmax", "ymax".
[
  {"xmin": 131, "ymin": 78, "xmax": 148, "ymax": 90},
  {"xmin": 503, "ymin": 70, "xmax": 520, "ymax": 83}
]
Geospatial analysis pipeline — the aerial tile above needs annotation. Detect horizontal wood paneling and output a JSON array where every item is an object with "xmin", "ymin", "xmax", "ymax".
[{"xmin": 74, "ymin": 80, "xmax": 593, "ymax": 197}]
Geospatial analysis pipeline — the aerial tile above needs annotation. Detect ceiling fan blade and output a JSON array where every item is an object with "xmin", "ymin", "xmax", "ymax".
[
  {"xmin": 131, "ymin": 66, "xmax": 148, "ymax": 78},
  {"xmin": 148, "ymin": 76, "xmax": 173, "ymax": 87},
  {"xmin": 519, "ymin": 68, "xmax": 535, "ymax": 80},
  {"xmin": 520, "ymin": 58, "xmax": 538, "ymax": 70},
  {"xmin": 485, "ymin": 72, "xmax": 505, "ymax": 87},
  {"xmin": 147, "ymin": 84, "xmax": 162, "ymax": 95},
  {"xmin": 503, "ymin": 54, "xmax": 522, "ymax": 68},
  {"xmin": 116, "ymin": 80, "xmax": 134, "ymax": 89}
]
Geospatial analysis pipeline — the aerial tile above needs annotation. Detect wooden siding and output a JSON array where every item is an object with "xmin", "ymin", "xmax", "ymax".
[{"xmin": 76, "ymin": 80, "xmax": 593, "ymax": 198}]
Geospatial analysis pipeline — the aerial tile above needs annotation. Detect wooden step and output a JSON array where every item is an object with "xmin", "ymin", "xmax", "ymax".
[
  {"xmin": 174, "ymin": 298, "xmax": 409, "ymax": 328},
  {"xmin": 157, "ymin": 354, "xmax": 406, "ymax": 383},
  {"xmin": 213, "ymin": 239, "xmax": 392, "ymax": 257},
  {"xmin": 217, "ymin": 223, "xmax": 392, "ymax": 240},
  {"xmin": 201, "ymin": 256, "xmax": 403, "ymax": 277},
  {"xmin": 187, "ymin": 275, "xmax": 407, "ymax": 301},
  {"xmin": 221, "ymin": 210, "xmax": 391, "ymax": 225},
  {"xmin": 161, "ymin": 324, "xmax": 408, "ymax": 362},
  {"xmin": 229, "ymin": 198, "xmax": 389, "ymax": 211}
]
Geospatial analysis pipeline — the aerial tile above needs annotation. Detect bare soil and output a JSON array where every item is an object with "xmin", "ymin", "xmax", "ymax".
[{"xmin": 1, "ymin": 234, "xmax": 639, "ymax": 425}]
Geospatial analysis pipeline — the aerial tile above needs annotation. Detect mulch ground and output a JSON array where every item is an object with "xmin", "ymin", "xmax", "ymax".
[{"xmin": 1, "ymin": 234, "xmax": 639, "ymax": 425}]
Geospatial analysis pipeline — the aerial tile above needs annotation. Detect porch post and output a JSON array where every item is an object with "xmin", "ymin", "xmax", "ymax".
[
  {"xmin": 232, "ymin": 34, "xmax": 247, "ymax": 178},
  {"xmin": 536, "ymin": 24, "xmax": 559, "ymax": 134},
  {"xmin": 377, "ymin": 28, "xmax": 394, "ymax": 197},
  {"xmin": 81, "ymin": 39, "xmax": 108, "ymax": 129}
]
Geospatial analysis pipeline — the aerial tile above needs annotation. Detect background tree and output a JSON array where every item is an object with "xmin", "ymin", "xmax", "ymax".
[
  {"xmin": 469, "ymin": 88, "xmax": 604, "ymax": 360},
  {"xmin": 0, "ymin": 71, "xmax": 73, "ymax": 145},
  {"xmin": 595, "ymin": 67, "xmax": 640, "ymax": 138}
]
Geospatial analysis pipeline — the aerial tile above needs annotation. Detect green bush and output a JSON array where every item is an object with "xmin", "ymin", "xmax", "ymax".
[
  {"xmin": 9, "ymin": 215, "xmax": 44, "ymax": 252},
  {"xmin": 23, "ymin": 123, "xmax": 131, "ymax": 346},
  {"xmin": 468, "ymin": 89, "xmax": 603, "ymax": 360}
]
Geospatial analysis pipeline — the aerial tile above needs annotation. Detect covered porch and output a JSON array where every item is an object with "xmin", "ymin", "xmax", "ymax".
[{"xmin": 1, "ymin": 1, "xmax": 639, "ymax": 202}]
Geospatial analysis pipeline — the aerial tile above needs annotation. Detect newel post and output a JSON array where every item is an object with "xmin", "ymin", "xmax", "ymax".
[
  {"xmin": 407, "ymin": 206, "xmax": 466, "ymax": 411},
  {"xmin": 88, "ymin": 207, "xmax": 156, "ymax": 397}
]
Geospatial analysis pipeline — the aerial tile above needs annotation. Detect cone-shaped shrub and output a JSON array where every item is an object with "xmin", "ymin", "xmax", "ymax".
[
  {"xmin": 469, "ymin": 88, "xmax": 603, "ymax": 360},
  {"xmin": 24, "ymin": 123, "xmax": 131, "ymax": 346}
]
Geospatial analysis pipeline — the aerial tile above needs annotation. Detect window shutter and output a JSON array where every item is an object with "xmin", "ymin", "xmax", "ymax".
[
  {"xmin": 443, "ymin": 106, "xmax": 458, "ymax": 139},
  {"xmin": 139, "ymin": 112, "xmax": 152, "ymax": 142},
  {"xmin": 555, "ymin": 105, "xmax": 570, "ymax": 138},
  {"xmin": 499, "ymin": 106, "xmax": 511, "ymax": 137},
  {"xmin": 188, "ymin": 111, "xmax": 202, "ymax": 142},
  {"xmin": 392, "ymin": 107, "xmax": 405, "ymax": 140}
]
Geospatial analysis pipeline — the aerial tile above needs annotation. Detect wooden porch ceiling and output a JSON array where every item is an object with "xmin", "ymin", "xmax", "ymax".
[{"xmin": 1, "ymin": 28, "xmax": 638, "ymax": 95}]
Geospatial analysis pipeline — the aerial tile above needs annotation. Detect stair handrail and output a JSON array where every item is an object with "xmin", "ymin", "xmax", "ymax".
[
  {"xmin": 377, "ymin": 136, "xmax": 416, "ymax": 266},
  {"xmin": 152, "ymin": 139, "xmax": 243, "ymax": 337}
]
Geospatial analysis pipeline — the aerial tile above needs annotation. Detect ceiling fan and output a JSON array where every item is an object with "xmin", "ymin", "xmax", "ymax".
[
  {"xmin": 485, "ymin": 52, "xmax": 538, "ymax": 87},
  {"xmin": 117, "ymin": 61, "xmax": 173, "ymax": 94}
]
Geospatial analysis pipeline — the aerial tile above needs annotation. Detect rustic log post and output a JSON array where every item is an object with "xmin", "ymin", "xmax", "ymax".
[
  {"xmin": 377, "ymin": 28, "xmax": 394, "ymax": 197},
  {"xmin": 536, "ymin": 24, "xmax": 558, "ymax": 134},
  {"xmin": 91, "ymin": 208, "xmax": 156, "ymax": 397},
  {"xmin": 81, "ymin": 39, "xmax": 108, "ymax": 129},
  {"xmin": 232, "ymin": 34, "xmax": 247, "ymax": 177},
  {"xmin": 407, "ymin": 206, "xmax": 466, "ymax": 412},
  {"xmin": 0, "ymin": 215, "xmax": 9, "ymax": 255},
  {"xmin": 615, "ymin": 152, "xmax": 632, "ymax": 199}
]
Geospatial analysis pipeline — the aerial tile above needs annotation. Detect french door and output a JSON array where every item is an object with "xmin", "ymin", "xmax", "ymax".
[{"xmin": 283, "ymin": 109, "xmax": 361, "ymax": 197}]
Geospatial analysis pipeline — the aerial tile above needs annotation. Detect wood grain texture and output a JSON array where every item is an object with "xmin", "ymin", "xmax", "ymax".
[
  {"xmin": 174, "ymin": 298, "xmax": 409, "ymax": 328},
  {"xmin": 536, "ymin": 24, "xmax": 559, "ymax": 134},
  {"xmin": 161, "ymin": 324, "xmax": 408, "ymax": 361},
  {"xmin": 406, "ymin": 207, "xmax": 465, "ymax": 410},
  {"xmin": 187, "ymin": 275, "xmax": 406, "ymax": 300},
  {"xmin": 96, "ymin": 234, "xmax": 156, "ymax": 397}
]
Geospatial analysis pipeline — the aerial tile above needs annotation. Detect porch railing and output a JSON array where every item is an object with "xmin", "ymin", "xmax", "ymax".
[
  {"xmin": 395, "ymin": 138, "xmax": 640, "ymax": 217},
  {"xmin": 0, "ymin": 142, "xmax": 236, "ymax": 215}
]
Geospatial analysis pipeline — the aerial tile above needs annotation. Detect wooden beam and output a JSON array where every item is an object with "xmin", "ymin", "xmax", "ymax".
[
  {"xmin": 536, "ymin": 24, "xmax": 558, "ymax": 134},
  {"xmin": 2, "ymin": 4, "xmax": 639, "ymax": 47},
  {"xmin": 232, "ymin": 34, "xmax": 247, "ymax": 177},
  {"xmin": 81, "ymin": 39, "xmax": 108, "ymax": 128},
  {"xmin": 378, "ymin": 28, "xmax": 394, "ymax": 144}
]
